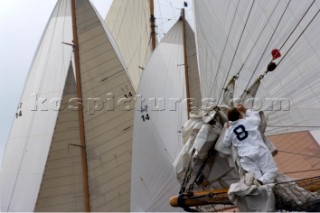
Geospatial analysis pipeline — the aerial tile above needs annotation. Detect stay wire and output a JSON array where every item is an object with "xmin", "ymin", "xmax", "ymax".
[
  {"xmin": 208, "ymin": 0, "xmax": 241, "ymax": 100},
  {"xmin": 217, "ymin": 0, "xmax": 256, "ymax": 105},
  {"xmin": 245, "ymin": 0, "xmax": 291, "ymax": 90},
  {"xmin": 236, "ymin": 0, "xmax": 280, "ymax": 77},
  {"xmin": 278, "ymin": 149, "xmax": 320, "ymax": 159},
  {"xmin": 278, "ymin": 7, "xmax": 320, "ymax": 66},
  {"xmin": 157, "ymin": 0, "xmax": 166, "ymax": 40},
  {"xmin": 246, "ymin": 0, "xmax": 316, "ymax": 90},
  {"xmin": 279, "ymin": 0, "xmax": 316, "ymax": 51}
]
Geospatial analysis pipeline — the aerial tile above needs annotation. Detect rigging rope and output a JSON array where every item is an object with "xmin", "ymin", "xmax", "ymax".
[
  {"xmin": 284, "ymin": 168, "xmax": 320, "ymax": 175},
  {"xmin": 207, "ymin": 0, "xmax": 240, "ymax": 102},
  {"xmin": 156, "ymin": 0, "xmax": 166, "ymax": 41},
  {"xmin": 245, "ymin": 0, "xmax": 291, "ymax": 90},
  {"xmin": 278, "ymin": 8, "xmax": 320, "ymax": 66},
  {"xmin": 246, "ymin": 0, "xmax": 317, "ymax": 89},
  {"xmin": 278, "ymin": 150, "xmax": 320, "ymax": 159},
  {"xmin": 216, "ymin": 0, "xmax": 256, "ymax": 105},
  {"xmin": 279, "ymin": 0, "xmax": 316, "ymax": 50},
  {"xmin": 236, "ymin": 0, "xmax": 280, "ymax": 78}
]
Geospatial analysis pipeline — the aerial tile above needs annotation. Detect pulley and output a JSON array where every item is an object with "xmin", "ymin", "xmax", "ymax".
[{"xmin": 267, "ymin": 62, "xmax": 277, "ymax": 72}]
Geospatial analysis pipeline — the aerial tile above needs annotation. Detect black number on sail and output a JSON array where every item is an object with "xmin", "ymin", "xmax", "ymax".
[
  {"xmin": 16, "ymin": 102, "xmax": 23, "ymax": 118},
  {"xmin": 233, "ymin": 125, "xmax": 248, "ymax": 141},
  {"xmin": 124, "ymin": 92, "xmax": 133, "ymax": 98},
  {"xmin": 141, "ymin": 114, "xmax": 150, "ymax": 122}
]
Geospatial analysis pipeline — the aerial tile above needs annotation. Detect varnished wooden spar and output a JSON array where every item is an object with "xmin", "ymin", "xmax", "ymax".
[
  {"xmin": 150, "ymin": 0, "xmax": 156, "ymax": 50},
  {"xmin": 71, "ymin": 0, "xmax": 91, "ymax": 211},
  {"xmin": 181, "ymin": 8, "xmax": 191, "ymax": 119},
  {"xmin": 170, "ymin": 188, "xmax": 230, "ymax": 207},
  {"xmin": 170, "ymin": 176, "xmax": 320, "ymax": 208}
]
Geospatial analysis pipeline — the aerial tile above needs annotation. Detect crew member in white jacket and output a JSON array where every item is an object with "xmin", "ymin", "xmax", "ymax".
[{"xmin": 223, "ymin": 104, "xmax": 277, "ymax": 184}]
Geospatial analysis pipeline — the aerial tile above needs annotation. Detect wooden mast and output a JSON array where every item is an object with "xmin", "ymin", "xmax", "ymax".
[
  {"xmin": 181, "ymin": 8, "xmax": 191, "ymax": 118},
  {"xmin": 150, "ymin": 0, "xmax": 156, "ymax": 50},
  {"xmin": 71, "ymin": 0, "xmax": 91, "ymax": 211}
]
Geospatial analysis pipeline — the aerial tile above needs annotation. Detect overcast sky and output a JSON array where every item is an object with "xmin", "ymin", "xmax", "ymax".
[{"xmin": 0, "ymin": 0, "xmax": 192, "ymax": 166}]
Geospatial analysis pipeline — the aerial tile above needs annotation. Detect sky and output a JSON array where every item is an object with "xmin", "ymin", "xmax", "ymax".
[{"xmin": 0, "ymin": 0, "xmax": 192, "ymax": 166}]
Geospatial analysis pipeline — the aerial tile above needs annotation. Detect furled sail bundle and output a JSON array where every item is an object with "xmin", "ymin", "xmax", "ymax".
[
  {"xmin": 131, "ymin": 16, "xmax": 201, "ymax": 211},
  {"xmin": 0, "ymin": 0, "xmax": 135, "ymax": 211}
]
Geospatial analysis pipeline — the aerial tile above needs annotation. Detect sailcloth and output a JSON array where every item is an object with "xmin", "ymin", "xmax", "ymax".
[
  {"xmin": 1, "ymin": 0, "xmax": 136, "ymax": 211},
  {"xmin": 194, "ymin": 0, "xmax": 320, "ymax": 135},
  {"xmin": 74, "ymin": 0, "xmax": 135, "ymax": 211},
  {"xmin": 131, "ymin": 19, "xmax": 201, "ymax": 211},
  {"xmin": 35, "ymin": 65, "xmax": 85, "ymax": 211},
  {"xmin": 105, "ymin": 0, "xmax": 154, "ymax": 91},
  {"xmin": 0, "ymin": 0, "xmax": 73, "ymax": 211}
]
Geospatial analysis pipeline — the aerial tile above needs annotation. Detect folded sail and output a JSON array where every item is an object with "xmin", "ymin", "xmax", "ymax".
[
  {"xmin": 105, "ymin": 0, "xmax": 154, "ymax": 91},
  {"xmin": 0, "ymin": 0, "xmax": 73, "ymax": 211},
  {"xmin": 194, "ymin": 0, "xmax": 320, "ymax": 135}
]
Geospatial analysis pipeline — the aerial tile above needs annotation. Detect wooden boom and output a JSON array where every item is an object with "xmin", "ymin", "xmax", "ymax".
[
  {"xmin": 170, "ymin": 176, "xmax": 320, "ymax": 208},
  {"xmin": 170, "ymin": 188, "xmax": 230, "ymax": 207}
]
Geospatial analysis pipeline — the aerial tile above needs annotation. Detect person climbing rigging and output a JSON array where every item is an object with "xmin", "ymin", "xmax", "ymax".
[{"xmin": 222, "ymin": 104, "xmax": 278, "ymax": 184}]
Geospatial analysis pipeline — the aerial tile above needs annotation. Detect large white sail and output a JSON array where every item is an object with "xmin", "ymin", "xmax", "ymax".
[
  {"xmin": 194, "ymin": 0, "xmax": 320, "ymax": 135},
  {"xmin": 105, "ymin": 0, "xmax": 154, "ymax": 91},
  {"xmin": 1, "ymin": 0, "xmax": 137, "ymax": 211},
  {"xmin": 74, "ymin": 0, "xmax": 135, "ymax": 211},
  {"xmin": 0, "ymin": 0, "xmax": 73, "ymax": 211},
  {"xmin": 35, "ymin": 66, "xmax": 85, "ymax": 212},
  {"xmin": 131, "ymin": 19, "xmax": 201, "ymax": 211}
]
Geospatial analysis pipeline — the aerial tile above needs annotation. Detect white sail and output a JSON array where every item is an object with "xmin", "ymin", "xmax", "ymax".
[
  {"xmin": 74, "ymin": 0, "xmax": 135, "ymax": 211},
  {"xmin": 131, "ymin": 20, "xmax": 197, "ymax": 211},
  {"xmin": 1, "ymin": 0, "xmax": 138, "ymax": 211},
  {"xmin": 105, "ymin": 0, "xmax": 154, "ymax": 91},
  {"xmin": 0, "ymin": 0, "xmax": 73, "ymax": 211},
  {"xmin": 194, "ymin": 0, "xmax": 320, "ymax": 135},
  {"xmin": 35, "ymin": 65, "xmax": 85, "ymax": 212},
  {"xmin": 185, "ymin": 18, "xmax": 202, "ymax": 107}
]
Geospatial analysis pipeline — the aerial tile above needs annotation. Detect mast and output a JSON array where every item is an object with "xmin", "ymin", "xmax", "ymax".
[
  {"xmin": 71, "ymin": 0, "xmax": 91, "ymax": 211},
  {"xmin": 181, "ymin": 8, "xmax": 191, "ymax": 118},
  {"xmin": 150, "ymin": 0, "xmax": 156, "ymax": 50}
]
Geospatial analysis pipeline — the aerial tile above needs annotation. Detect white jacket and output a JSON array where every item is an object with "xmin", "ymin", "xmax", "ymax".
[{"xmin": 223, "ymin": 109, "xmax": 269, "ymax": 158}]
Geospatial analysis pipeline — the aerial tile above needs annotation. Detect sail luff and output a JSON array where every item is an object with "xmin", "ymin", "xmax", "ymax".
[{"xmin": 71, "ymin": 0, "xmax": 90, "ymax": 211}]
